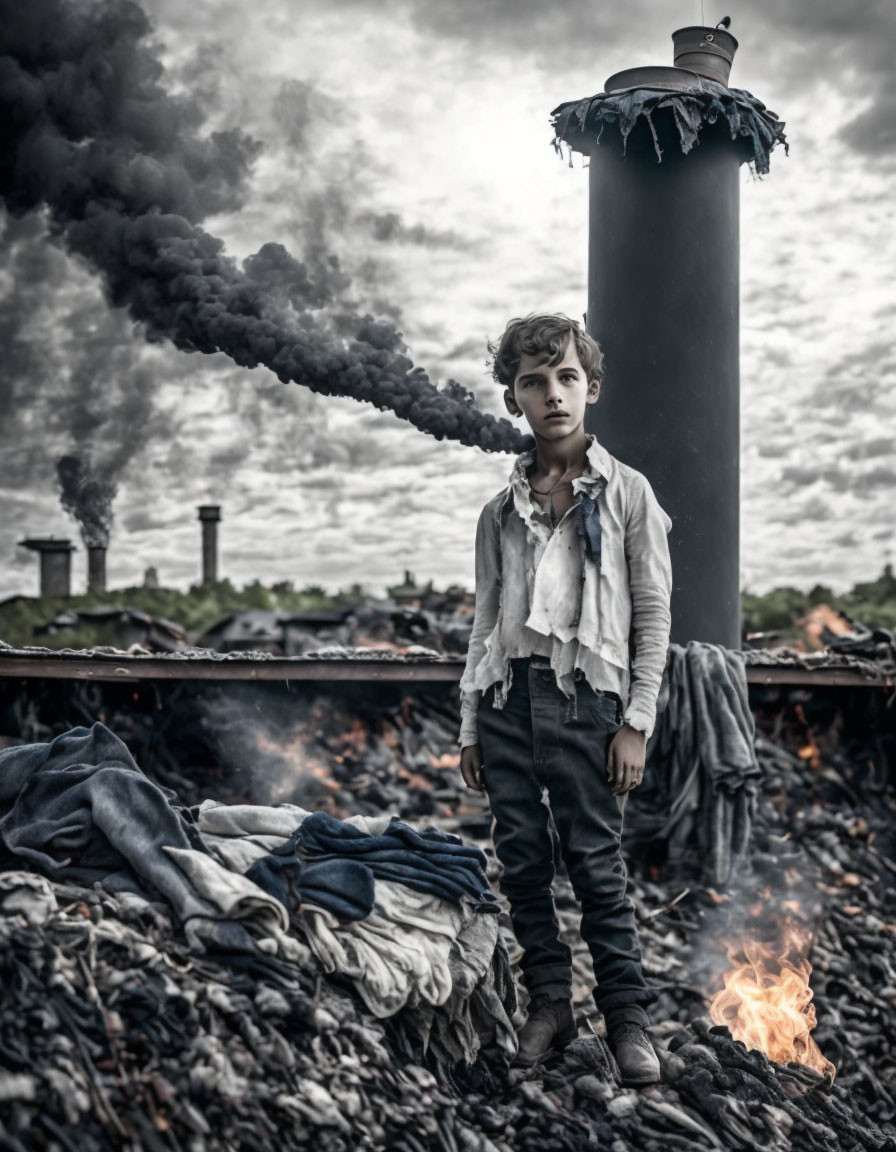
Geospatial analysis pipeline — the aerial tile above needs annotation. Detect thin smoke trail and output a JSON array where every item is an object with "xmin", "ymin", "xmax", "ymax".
[{"xmin": 0, "ymin": 0, "xmax": 530, "ymax": 455}]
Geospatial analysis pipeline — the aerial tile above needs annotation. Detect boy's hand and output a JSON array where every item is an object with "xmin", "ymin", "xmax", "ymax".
[
  {"xmin": 607, "ymin": 724, "xmax": 647, "ymax": 795},
  {"xmin": 460, "ymin": 743, "xmax": 485, "ymax": 792}
]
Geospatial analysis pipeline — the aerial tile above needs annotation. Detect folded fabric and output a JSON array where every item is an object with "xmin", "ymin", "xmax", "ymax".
[
  {"xmin": 245, "ymin": 852, "xmax": 375, "ymax": 922},
  {"xmin": 193, "ymin": 799, "xmax": 310, "ymax": 839},
  {"xmin": 298, "ymin": 880, "xmax": 517, "ymax": 1060},
  {"xmin": 193, "ymin": 800, "xmax": 308, "ymax": 874},
  {"xmin": 269, "ymin": 810, "xmax": 498, "ymax": 910},
  {"xmin": 162, "ymin": 847, "xmax": 290, "ymax": 933},
  {"xmin": 299, "ymin": 880, "xmax": 468, "ymax": 1018}
]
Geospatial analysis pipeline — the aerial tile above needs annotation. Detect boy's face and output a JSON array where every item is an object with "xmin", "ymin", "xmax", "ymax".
[{"xmin": 504, "ymin": 337, "xmax": 599, "ymax": 438}]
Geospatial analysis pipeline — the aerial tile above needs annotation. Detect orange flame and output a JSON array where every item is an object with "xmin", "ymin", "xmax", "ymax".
[
  {"xmin": 709, "ymin": 919, "xmax": 835, "ymax": 1082},
  {"xmin": 794, "ymin": 703, "xmax": 822, "ymax": 768}
]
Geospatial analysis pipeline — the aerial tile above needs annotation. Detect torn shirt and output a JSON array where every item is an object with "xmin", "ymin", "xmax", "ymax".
[{"xmin": 458, "ymin": 434, "xmax": 672, "ymax": 748}]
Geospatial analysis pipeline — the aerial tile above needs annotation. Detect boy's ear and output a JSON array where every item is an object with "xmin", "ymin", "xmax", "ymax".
[
  {"xmin": 586, "ymin": 379, "xmax": 601, "ymax": 405},
  {"xmin": 504, "ymin": 389, "xmax": 522, "ymax": 417}
]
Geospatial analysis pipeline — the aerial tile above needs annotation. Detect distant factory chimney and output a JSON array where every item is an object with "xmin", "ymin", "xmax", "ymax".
[
  {"xmin": 18, "ymin": 538, "xmax": 76, "ymax": 598},
  {"xmin": 198, "ymin": 505, "xmax": 221, "ymax": 585},
  {"xmin": 87, "ymin": 545, "xmax": 107, "ymax": 593}
]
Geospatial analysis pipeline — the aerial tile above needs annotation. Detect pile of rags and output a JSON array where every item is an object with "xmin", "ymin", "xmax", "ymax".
[
  {"xmin": 627, "ymin": 641, "xmax": 760, "ymax": 886},
  {"xmin": 194, "ymin": 803, "xmax": 516, "ymax": 1062},
  {"xmin": 0, "ymin": 722, "xmax": 516, "ymax": 1063}
]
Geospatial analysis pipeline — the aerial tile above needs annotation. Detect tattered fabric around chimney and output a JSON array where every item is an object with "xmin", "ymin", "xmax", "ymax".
[{"xmin": 551, "ymin": 78, "xmax": 788, "ymax": 174}]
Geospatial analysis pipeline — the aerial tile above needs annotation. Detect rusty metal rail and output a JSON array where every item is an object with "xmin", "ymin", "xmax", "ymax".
[
  {"xmin": 0, "ymin": 654, "xmax": 465, "ymax": 683},
  {"xmin": 0, "ymin": 651, "xmax": 891, "ymax": 689}
]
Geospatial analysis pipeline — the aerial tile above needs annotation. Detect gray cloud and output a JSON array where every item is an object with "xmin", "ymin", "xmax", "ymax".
[
  {"xmin": 750, "ymin": 2, "xmax": 896, "ymax": 157},
  {"xmin": 0, "ymin": 212, "xmax": 173, "ymax": 517},
  {"xmin": 855, "ymin": 464, "xmax": 896, "ymax": 489},
  {"xmin": 774, "ymin": 494, "xmax": 832, "ymax": 525},
  {"xmin": 755, "ymin": 441, "xmax": 794, "ymax": 459},
  {"xmin": 843, "ymin": 436, "xmax": 896, "ymax": 461},
  {"xmin": 315, "ymin": 0, "xmax": 896, "ymax": 159},
  {"xmin": 780, "ymin": 463, "xmax": 848, "ymax": 488},
  {"xmin": 271, "ymin": 79, "xmax": 323, "ymax": 151},
  {"xmin": 121, "ymin": 508, "xmax": 183, "ymax": 533},
  {"xmin": 359, "ymin": 211, "xmax": 469, "ymax": 250},
  {"xmin": 334, "ymin": 0, "xmax": 659, "ymax": 57}
]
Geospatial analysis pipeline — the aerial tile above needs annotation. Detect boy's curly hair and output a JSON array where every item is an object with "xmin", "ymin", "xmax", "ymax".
[{"xmin": 487, "ymin": 313, "xmax": 605, "ymax": 391}]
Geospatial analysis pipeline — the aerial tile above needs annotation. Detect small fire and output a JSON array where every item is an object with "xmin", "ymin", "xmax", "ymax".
[
  {"xmin": 253, "ymin": 729, "xmax": 341, "ymax": 803},
  {"xmin": 709, "ymin": 917, "xmax": 835, "ymax": 1082},
  {"xmin": 794, "ymin": 703, "xmax": 822, "ymax": 768}
]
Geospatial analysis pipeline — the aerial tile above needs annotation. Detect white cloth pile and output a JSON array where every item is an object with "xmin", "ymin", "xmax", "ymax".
[{"xmin": 169, "ymin": 802, "xmax": 517, "ymax": 1063}]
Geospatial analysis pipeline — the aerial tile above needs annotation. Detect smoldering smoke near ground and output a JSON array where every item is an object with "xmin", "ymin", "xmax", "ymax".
[{"xmin": 0, "ymin": 0, "xmax": 528, "ymax": 455}]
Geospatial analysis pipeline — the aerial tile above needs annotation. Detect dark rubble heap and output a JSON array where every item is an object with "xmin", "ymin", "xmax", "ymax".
[
  {"xmin": 0, "ymin": 690, "xmax": 895, "ymax": 1150},
  {"xmin": 1, "ymin": 874, "xmax": 486, "ymax": 1152}
]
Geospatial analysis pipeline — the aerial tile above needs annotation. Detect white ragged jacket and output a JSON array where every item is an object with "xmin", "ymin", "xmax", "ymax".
[{"xmin": 458, "ymin": 435, "xmax": 672, "ymax": 748}]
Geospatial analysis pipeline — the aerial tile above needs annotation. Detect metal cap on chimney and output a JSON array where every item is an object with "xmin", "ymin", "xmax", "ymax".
[{"xmin": 672, "ymin": 21, "xmax": 738, "ymax": 86}]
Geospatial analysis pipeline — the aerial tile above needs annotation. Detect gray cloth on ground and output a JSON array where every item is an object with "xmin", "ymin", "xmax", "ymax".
[
  {"xmin": 0, "ymin": 725, "xmax": 518, "ymax": 1054},
  {"xmin": 0, "ymin": 722, "xmax": 226, "ymax": 926},
  {"xmin": 633, "ymin": 641, "xmax": 760, "ymax": 886}
]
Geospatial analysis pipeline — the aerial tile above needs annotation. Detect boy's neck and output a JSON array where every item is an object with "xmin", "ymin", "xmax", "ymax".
[{"xmin": 531, "ymin": 427, "xmax": 590, "ymax": 476}]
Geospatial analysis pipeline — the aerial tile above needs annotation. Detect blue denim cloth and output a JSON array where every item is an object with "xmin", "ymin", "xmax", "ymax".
[
  {"xmin": 477, "ymin": 657, "xmax": 656, "ymax": 1018},
  {"xmin": 246, "ymin": 853, "xmax": 376, "ymax": 922},
  {"xmin": 259, "ymin": 811, "xmax": 498, "ymax": 911}
]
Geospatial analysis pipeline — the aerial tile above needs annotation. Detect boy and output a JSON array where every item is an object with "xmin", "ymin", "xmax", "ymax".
[{"xmin": 458, "ymin": 314, "xmax": 672, "ymax": 1085}]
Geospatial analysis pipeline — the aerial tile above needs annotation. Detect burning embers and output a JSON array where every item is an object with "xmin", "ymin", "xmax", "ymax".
[{"xmin": 710, "ymin": 910, "xmax": 836, "ymax": 1083}]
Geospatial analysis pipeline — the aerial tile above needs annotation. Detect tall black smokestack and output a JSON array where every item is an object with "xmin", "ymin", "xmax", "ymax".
[
  {"xmin": 0, "ymin": 0, "xmax": 529, "ymax": 456},
  {"xmin": 198, "ymin": 505, "xmax": 221, "ymax": 585},
  {"xmin": 552, "ymin": 27, "xmax": 786, "ymax": 647},
  {"xmin": 87, "ymin": 545, "xmax": 107, "ymax": 593}
]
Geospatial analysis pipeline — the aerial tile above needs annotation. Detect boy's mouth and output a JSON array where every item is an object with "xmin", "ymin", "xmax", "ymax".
[{"xmin": 545, "ymin": 411, "xmax": 569, "ymax": 421}]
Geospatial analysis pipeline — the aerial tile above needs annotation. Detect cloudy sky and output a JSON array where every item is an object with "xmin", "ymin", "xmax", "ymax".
[{"xmin": 1, "ymin": 0, "xmax": 894, "ymax": 601}]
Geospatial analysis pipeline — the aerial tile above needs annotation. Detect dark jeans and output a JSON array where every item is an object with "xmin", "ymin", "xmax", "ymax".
[{"xmin": 477, "ymin": 657, "xmax": 655, "ymax": 1023}]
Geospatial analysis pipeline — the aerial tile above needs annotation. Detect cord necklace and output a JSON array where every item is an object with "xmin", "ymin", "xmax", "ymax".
[{"xmin": 529, "ymin": 465, "xmax": 584, "ymax": 528}]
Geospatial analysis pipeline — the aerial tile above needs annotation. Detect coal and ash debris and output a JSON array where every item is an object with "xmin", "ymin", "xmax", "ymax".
[{"xmin": 0, "ymin": 683, "xmax": 895, "ymax": 1150}]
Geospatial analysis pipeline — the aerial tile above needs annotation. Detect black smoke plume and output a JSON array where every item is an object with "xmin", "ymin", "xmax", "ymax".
[
  {"xmin": 0, "ymin": 0, "xmax": 528, "ymax": 454},
  {"xmin": 56, "ymin": 454, "xmax": 116, "ymax": 549}
]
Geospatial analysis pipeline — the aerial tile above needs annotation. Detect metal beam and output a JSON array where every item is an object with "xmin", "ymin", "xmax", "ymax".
[
  {"xmin": 0, "ymin": 653, "xmax": 889, "ymax": 689},
  {"xmin": 0, "ymin": 655, "xmax": 467, "ymax": 683}
]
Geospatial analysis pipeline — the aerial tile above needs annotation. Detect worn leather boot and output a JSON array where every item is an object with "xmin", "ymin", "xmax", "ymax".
[
  {"xmin": 607, "ymin": 1020, "xmax": 661, "ymax": 1085},
  {"xmin": 511, "ymin": 996, "xmax": 577, "ymax": 1068}
]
